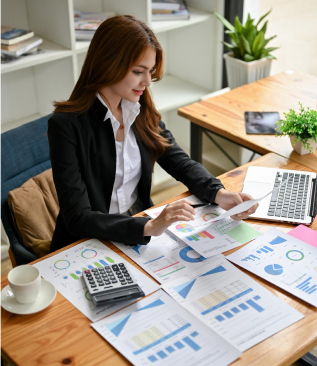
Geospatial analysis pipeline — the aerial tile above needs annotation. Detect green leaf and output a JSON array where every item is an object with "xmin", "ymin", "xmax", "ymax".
[
  {"xmin": 266, "ymin": 54, "xmax": 277, "ymax": 59},
  {"xmin": 259, "ymin": 20, "xmax": 268, "ymax": 34},
  {"xmin": 222, "ymin": 41, "xmax": 235, "ymax": 49},
  {"xmin": 256, "ymin": 8, "xmax": 272, "ymax": 26},
  {"xmin": 252, "ymin": 31, "xmax": 264, "ymax": 54},
  {"xmin": 226, "ymin": 31, "xmax": 239, "ymax": 45},
  {"xmin": 214, "ymin": 13, "xmax": 235, "ymax": 32},
  {"xmin": 262, "ymin": 35, "xmax": 277, "ymax": 48},
  {"xmin": 263, "ymin": 46, "xmax": 279, "ymax": 53},
  {"xmin": 245, "ymin": 27, "xmax": 257, "ymax": 46},
  {"xmin": 244, "ymin": 18, "xmax": 254, "ymax": 30},
  {"xmin": 238, "ymin": 37, "xmax": 245, "ymax": 57},
  {"xmin": 241, "ymin": 35, "xmax": 251, "ymax": 54},
  {"xmin": 234, "ymin": 16, "xmax": 243, "ymax": 33},
  {"xmin": 244, "ymin": 54, "xmax": 255, "ymax": 62}
]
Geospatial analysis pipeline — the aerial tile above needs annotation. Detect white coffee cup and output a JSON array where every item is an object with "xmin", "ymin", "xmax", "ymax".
[{"xmin": 7, "ymin": 265, "xmax": 41, "ymax": 304}]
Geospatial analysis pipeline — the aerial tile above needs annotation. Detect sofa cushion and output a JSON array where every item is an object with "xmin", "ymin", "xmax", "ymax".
[{"xmin": 7, "ymin": 169, "xmax": 59, "ymax": 255}]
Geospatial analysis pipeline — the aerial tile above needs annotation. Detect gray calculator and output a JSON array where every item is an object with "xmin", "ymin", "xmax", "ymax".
[{"xmin": 82, "ymin": 263, "xmax": 145, "ymax": 306}]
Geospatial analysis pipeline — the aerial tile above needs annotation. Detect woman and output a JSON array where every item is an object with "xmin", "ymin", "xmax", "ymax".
[{"xmin": 48, "ymin": 15, "xmax": 258, "ymax": 253}]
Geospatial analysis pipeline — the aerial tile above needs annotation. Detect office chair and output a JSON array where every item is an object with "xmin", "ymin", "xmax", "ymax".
[{"xmin": 1, "ymin": 115, "xmax": 52, "ymax": 266}]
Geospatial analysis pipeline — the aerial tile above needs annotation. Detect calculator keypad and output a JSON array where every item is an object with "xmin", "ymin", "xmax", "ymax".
[{"xmin": 83, "ymin": 263, "xmax": 135, "ymax": 292}]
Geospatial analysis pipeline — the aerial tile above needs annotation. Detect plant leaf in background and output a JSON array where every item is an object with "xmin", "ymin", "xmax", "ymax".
[
  {"xmin": 215, "ymin": 8, "xmax": 279, "ymax": 62},
  {"xmin": 276, "ymin": 103, "xmax": 317, "ymax": 152}
]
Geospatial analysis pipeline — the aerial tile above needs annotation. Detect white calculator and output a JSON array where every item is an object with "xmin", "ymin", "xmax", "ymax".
[{"xmin": 82, "ymin": 263, "xmax": 145, "ymax": 306}]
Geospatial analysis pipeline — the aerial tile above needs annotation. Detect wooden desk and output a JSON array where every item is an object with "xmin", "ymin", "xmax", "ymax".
[
  {"xmin": 178, "ymin": 71, "xmax": 317, "ymax": 171},
  {"xmin": 1, "ymin": 153, "xmax": 317, "ymax": 366}
]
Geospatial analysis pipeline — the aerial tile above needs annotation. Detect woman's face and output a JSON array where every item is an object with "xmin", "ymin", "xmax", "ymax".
[{"xmin": 109, "ymin": 47, "xmax": 156, "ymax": 103}]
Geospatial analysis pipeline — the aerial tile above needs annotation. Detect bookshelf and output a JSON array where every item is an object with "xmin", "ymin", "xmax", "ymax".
[{"xmin": 1, "ymin": 0, "xmax": 225, "ymax": 189}]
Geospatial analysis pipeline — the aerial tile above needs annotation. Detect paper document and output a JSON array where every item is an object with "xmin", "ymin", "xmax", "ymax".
[
  {"xmin": 162, "ymin": 255, "xmax": 304, "ymax": 351},
  {"xmin": 113, "ymin": 232, "xmax": 216, "ymax": 284},
  {"xmin": 146, "ymin": 195, "xmax": 261, "ymax": 257},
  {"xmin": 91, "ymin": 289, "xmax": 241, "ymax": 366},
  {"xmin": 227, "ymin": 228, "xmax": 317, "ymax": 307},
  {"xmin": 288, "ymin": 225, "xmax": 317, "ymax": 248},
  {"xmin": 146, "ymin": 180, "xmax": 288, "ymax": 224},
  {"xmin": 34, "ymin": 239, "xmax": 159, "ymax": 322},
  {"xmin": 210, "ymin": 177, "xmax": 290, "ymax": 222},
  {"xmin": 248, "ymin": 223, "xmax": 291, "ymax": 235}
]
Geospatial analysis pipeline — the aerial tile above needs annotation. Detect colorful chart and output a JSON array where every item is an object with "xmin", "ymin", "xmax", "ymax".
[
  {"xmin": 186, "ymin": 231, "xmax": 214, "ymax": 242},
  {"xmin": 264, "ymin": 264, "xmax": 283, "ymax": 276},
  {"xmin": 202, "ymin": 212, "xmax": 219, "ymax": 222},
  {"xmin": 62, "ymin": 258, "xmax": 114, "ymax": 280},
  {"xmin": 54, "ymin": 259, "xmax": 70, "ymax": 270},
  {"xmin": 286, "ymin": 250, "xmax": 304, "ymax": 261},
  {"xmin": 81, "ymin": 249, "xmax": 97, "ymax": 259},
  {"xmin": 175, "ymin": 223, "xmax": 194, "ymax": 233},
  {"xmin": 179, "ymin": 247, "xmax": 206, "ymax": 263}
]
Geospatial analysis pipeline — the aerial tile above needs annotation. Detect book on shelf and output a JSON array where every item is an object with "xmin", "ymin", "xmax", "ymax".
[
  {"xmin": 1, "ymin": 47, "xmax": 44, "ymax": 64},
  {"xmin": 152, "ymin": 0, "xmax": 182, "ymax": 11},
  {"xmin": 74, "ymin": 10, "xmax": 115, "ymax": 41},
  {"xmin": 152, "ymin": 0, "xmax": 190, "ymax": 21},
  {"xmin": 1, "ymin": 36, "xmax": 43, "ymax": 58},
  {"xmin": 1, "ymin": 26, "xmax": 34, "ymax": 46}
]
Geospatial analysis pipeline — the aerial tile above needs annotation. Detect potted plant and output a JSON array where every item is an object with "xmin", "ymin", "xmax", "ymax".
[
  {"xmin": 276, "ymin": 103, "xmax": 317, "ymax": 155},
  {"xmin": 215, "ymin": 9, "xmax": 279, "ymax": 89}
]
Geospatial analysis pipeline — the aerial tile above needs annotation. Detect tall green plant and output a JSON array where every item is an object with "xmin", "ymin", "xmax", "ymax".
[{"xmin": 215, "ymin": 9, "xmax": 279, "ymax": 62}]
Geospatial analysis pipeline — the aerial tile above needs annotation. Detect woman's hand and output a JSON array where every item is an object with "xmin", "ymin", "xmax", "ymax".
[
  {"xmin": 215, "ymin": 188, "xmax": 259, "ymax": 220},
  {"xmin": 144, "ymin": 199, "xmax": 196, "ymax": 237}
]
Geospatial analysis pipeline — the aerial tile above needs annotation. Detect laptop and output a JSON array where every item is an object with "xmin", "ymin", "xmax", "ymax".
[{"xmin": 242, "ymin": 166, "xmax": 317, "ymax": 224}]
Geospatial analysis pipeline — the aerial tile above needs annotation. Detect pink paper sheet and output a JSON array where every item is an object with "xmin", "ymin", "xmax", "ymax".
[{"xmin": 288, "ymin": 225, "xmax": 317, "ymax": 247}]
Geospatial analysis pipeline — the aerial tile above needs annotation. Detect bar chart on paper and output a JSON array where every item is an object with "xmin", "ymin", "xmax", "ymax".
[
  {"xmin": 113, "ymin": 232, "xmax": 214, "ymax": 284},
  {"xmin": 227, "ymin": 228, "xmax": 317, "ymax": 307},
  {"xmin": 296, "ymin": 277, "xmax": 317, "ymax": 295},
  {"xmin": 169, "ymin": 218, "xmax": 261, "ymax": 257},
  {"xmin": 91, "ymin": 290, "xmax": 241, "ymax": 366},
  {"xmin": 163, "ymin": 256, "xmax": 304, "ymax": 351},
  {"xmin": 34, "ymin": 239, "xmax": 159, "ymax": 322},
  {"xmin": 54, "ymin": 254, "xmax": 115, "ymax": 281},
  {"xmin": 144, "ymin": 195, "xmax": 261, "ymax": 257}
]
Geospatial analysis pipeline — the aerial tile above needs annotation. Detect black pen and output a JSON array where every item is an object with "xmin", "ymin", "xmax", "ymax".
[{"xmin": 190, "ymin": 203, "xmax": 211, "ymax": 208}]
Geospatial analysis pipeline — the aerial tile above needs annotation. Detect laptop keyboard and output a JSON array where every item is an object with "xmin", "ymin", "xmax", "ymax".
[{"xmin": 267, "ymin": 172, "xmax": 309, "ymax": 220}]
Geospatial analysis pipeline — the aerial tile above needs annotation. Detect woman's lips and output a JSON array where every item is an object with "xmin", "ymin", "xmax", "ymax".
[{"xmin": 133, "ymin": 90, "xmax": 143, "ymax": 96}]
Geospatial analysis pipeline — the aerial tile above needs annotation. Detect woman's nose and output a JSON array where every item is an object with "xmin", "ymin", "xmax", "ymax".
[{"xmin": 142, "ymin": 72, "xmax": 152, "ymax": 87}]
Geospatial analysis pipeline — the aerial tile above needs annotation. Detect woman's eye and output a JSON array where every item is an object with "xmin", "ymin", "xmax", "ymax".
[{"xmin": 133, "ymin": 71, "xmax": 142, "ymax": 75}]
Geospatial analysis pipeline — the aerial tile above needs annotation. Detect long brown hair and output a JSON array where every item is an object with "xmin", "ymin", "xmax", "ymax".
[{"xmin": 54, "ymin": 15, "xmax": 171, "ymax": 164}]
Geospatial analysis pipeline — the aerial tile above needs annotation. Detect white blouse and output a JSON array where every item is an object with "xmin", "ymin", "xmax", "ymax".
[{"xmin": 97, "ymin": 94, "xmax": 142, "ymax": 214}]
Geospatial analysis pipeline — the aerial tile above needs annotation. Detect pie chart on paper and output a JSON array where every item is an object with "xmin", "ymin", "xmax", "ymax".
[
  {"xmin": 202, "ymin": 213, "xmax": 219, "ymax": 222},
  {"xmin": 264, "ymin": 264, "xmax": 283, "ymax": 275},
  {"xmin": 175, "ymin": 223, "xmax": 194, "ymax": 233}
]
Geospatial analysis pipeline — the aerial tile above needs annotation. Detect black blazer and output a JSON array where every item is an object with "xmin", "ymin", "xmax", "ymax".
[{"xmin": 48, "ymin": 97, "xmax": 224, "ymax": 252}]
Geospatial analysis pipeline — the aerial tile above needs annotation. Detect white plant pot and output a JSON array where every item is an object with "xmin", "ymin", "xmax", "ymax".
[
  {"xmin": 224, "ymin": 52, "xmax": 272, "ymax": 89},
  {"xmin": 290, "ymin": 135, "xmax": 317, "ymax": 155}
]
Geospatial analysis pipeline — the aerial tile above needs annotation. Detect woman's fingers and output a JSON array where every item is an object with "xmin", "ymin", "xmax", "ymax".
[
  {"xmin": 164, "ymin": 201, "xmax": 196, "ymax": 216},
  {"xmin": 247, "ymin": 203, "xmax": 259, "ymax": 213},
  {"xmin": 231, "ymin": 204, "xmax": 259, "ymax": 220},
  {"xmin": 162, "ymin": 208, "xmax": 195, "ymax": 223}
]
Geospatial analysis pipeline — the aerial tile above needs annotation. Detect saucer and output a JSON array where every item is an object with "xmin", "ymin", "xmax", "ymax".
[{"xmin": 1, "ymin": 278, "xmax": 56, "ymax": 315}]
